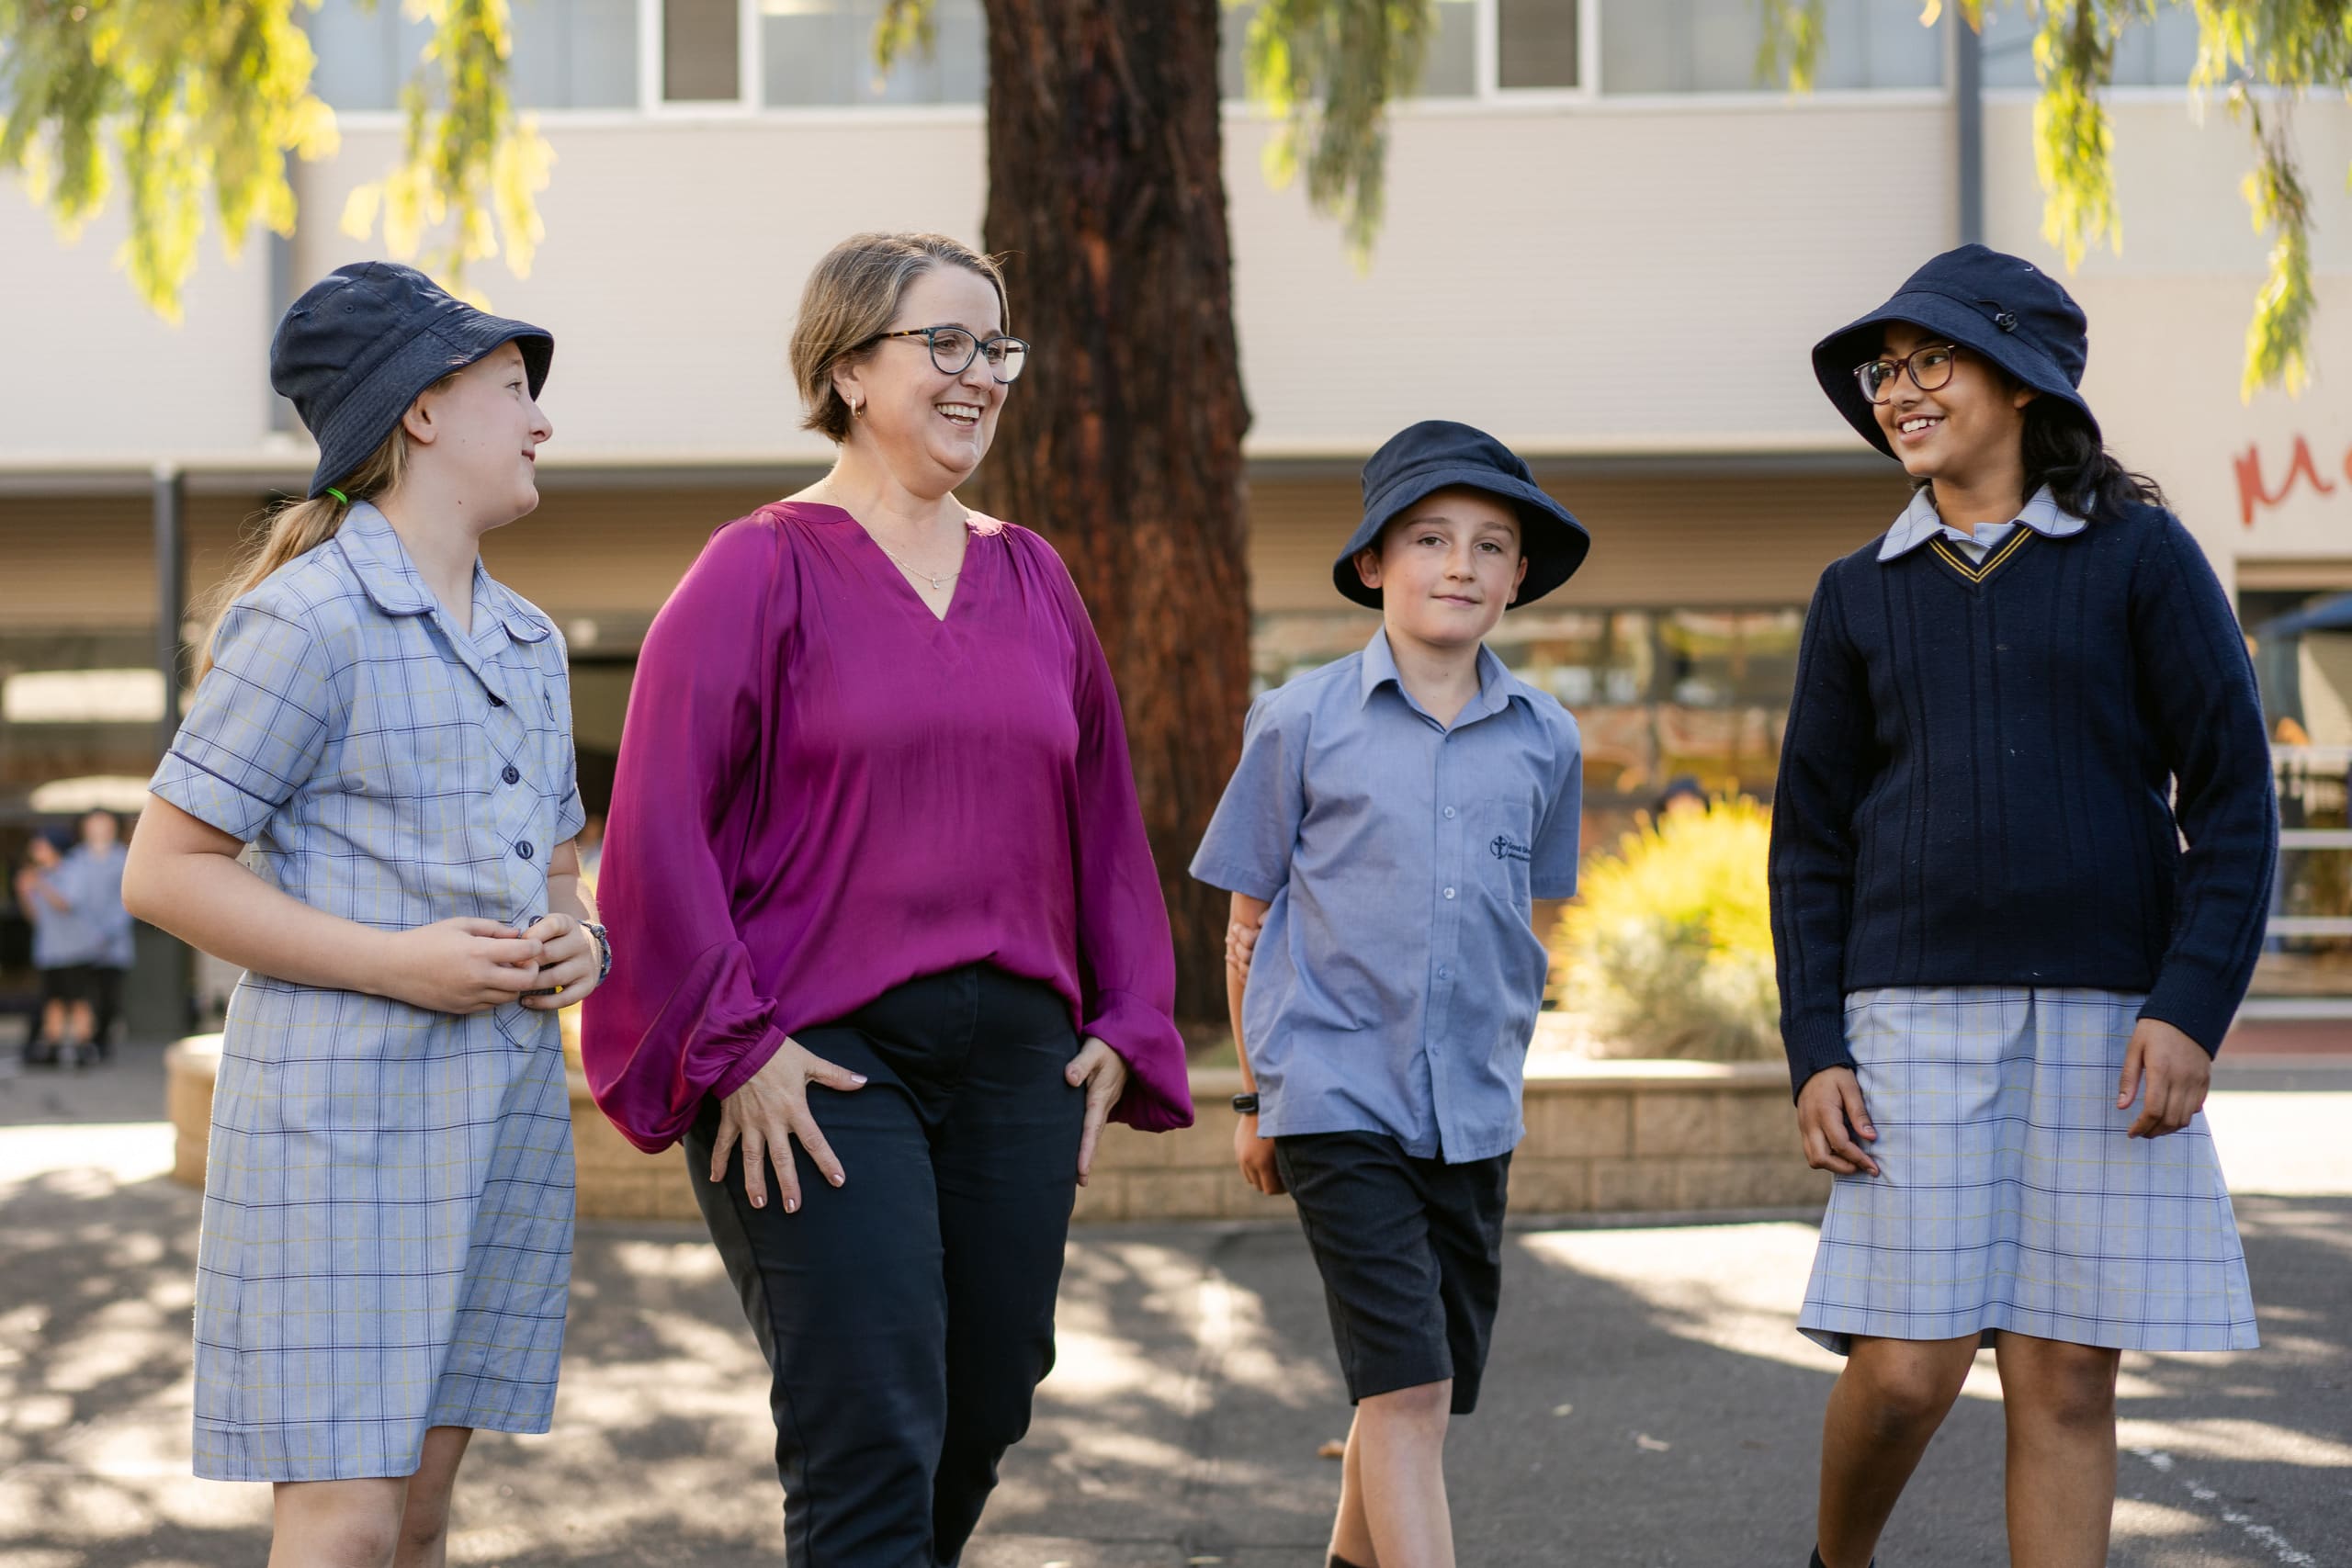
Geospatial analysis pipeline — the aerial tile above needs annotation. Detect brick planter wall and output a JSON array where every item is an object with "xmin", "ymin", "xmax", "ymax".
[{"xmin": 167, "ymin": 1038, "xmax": 1828, "ymax": 1224}]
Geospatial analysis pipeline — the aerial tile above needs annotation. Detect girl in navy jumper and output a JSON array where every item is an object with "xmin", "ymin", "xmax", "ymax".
[{"xmin": 1770, "ymin": 245, "xmax": 2273, "ymax": 1568}]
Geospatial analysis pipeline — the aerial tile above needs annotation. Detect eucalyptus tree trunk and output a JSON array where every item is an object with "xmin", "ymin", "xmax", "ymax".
[{"xmin": 978, "ymin": 0, "xmax": 1253, "ymax": 1027}]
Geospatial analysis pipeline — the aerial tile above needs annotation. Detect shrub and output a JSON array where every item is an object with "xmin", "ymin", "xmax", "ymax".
[{"xmin": 1552, "ymin": 796, "xmax": 1779, "ymax": 1061}]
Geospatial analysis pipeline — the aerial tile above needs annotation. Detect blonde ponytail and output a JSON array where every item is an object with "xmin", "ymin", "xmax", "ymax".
[{"xmin": 195, "ymin": 418, "xmax": 413, "ymax": 678}]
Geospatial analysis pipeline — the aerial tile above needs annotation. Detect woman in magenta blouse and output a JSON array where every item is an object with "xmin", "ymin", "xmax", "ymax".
[{"xmin": 584, "ymin": 231, "xmax": 1192, "ymax": 1563}]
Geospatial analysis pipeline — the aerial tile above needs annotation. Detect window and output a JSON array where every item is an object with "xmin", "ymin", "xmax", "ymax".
[
  {"xmin": 305, "ymin": 0, "xmax": 434, "ymax": 112},
  {"xmin": 1499, "ymin": 0, "xmax": 1581, "ymax": 92},
  {"xmin": 1601, "ymin": 0, "xmax": 1940, "ymax": 95},
  {"xmin": 305, "ymin": 0, "xmax": 639, "ymax": 111},
  {"xmin": 664, "ymin": 0, "xmax": 741, "ymax": 100},
  {"xmin": 762, "ymin": 0, "xmax": 986, "ymax": 107},
  {"xmin": 1220, "ymin": 0, "xmax": 1581, "ymax": 103},
  {"xmin": 1979, "ymin": 1, "xmax": 2203, "ymax": 91},
  {"xmin": 512, "ymin": 0, "xmax": 640, "ymax": 108}
]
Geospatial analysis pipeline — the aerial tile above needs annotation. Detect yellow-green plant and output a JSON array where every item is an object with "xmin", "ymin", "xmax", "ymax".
[{"xmin": 1555, "ymin": 796, "xmax": 1779, "ymax": 1062}]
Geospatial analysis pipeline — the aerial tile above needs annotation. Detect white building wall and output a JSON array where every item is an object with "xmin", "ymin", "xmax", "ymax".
[
  {"xmin": 6, "ymin": 83, "xmax": 2352, "ymax": 566},
  {"xmin": 0, "ymin": 195, "xmax": 275, "ymax": 462}
]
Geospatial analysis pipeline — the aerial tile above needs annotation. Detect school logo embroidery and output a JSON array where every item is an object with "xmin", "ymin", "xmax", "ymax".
[{"xmin": 1489, "ymin": 834, "xmax": 1532, "ymax": 863}]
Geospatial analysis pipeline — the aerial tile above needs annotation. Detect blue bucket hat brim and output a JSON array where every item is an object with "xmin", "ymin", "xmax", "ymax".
[
  {"xmin": 1813, "ymin": 288, "xmax": 2098, "ymax": 459},
  {"xmin": 1334, "ymin": 465, "xmax": 1590, "ymax": 610}
]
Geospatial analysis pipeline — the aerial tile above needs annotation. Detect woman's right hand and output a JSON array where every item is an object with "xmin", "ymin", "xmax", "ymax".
[
  {"xmin": 710, "ymin": 1038, "xmax": 869, "ymax": 1212},
  {"xmin": 373, "ymin": 918, "xmax": 547, "ymax": 1014},
  {"xmin": 1796, "ymin": 1066, "xmax": 1880, "ymax": 1176}
]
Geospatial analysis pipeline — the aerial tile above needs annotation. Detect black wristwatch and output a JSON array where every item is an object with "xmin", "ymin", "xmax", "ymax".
[{"xmin": 1231, "ymin": 1091, "xmax": 1260, "ymax": 1115}]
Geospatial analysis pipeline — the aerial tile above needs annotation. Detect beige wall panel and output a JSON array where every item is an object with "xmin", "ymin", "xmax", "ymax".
[
  {"xmin": 0, "ymin": 494, "xmax": 265, "ymax": 630},
  {"xmin": 291, "ymin": 123, "xmax": 992, "ymax": 463},
  {"xmin": 1223, "ymin": 101, "xmax": 1951, "ymax": 455},
  {"xmin": 0, "ymin": 182, "xmax": 273, "ymax": 461},
  {"xmin": 1984, "ymin": 96, "xmax": 2352, "ymax": 277}
]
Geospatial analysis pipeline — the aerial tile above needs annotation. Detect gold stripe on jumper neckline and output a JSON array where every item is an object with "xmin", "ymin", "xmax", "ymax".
[{"xmin": 1928, "ymin": 526, "xmax": 2034, "ymax": 584}]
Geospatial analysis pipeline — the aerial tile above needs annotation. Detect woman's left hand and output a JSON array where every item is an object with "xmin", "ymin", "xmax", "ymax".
[
  {"xmin": 518, "ymin": 912, "xmax": 604, "ymax": 1010},
  {"xmin": 2118, "ymin": 1017, "xmax": 2211, "ymax": 1138},
  {"xmin": 1068, "ymin": 1035, "xmax": 1129, "ymax": 1186}
]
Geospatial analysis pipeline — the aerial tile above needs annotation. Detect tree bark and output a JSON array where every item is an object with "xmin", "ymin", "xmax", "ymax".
[{"xmin": 978, "ymin": 0, "xmax": 1252, "ymax": 1029}]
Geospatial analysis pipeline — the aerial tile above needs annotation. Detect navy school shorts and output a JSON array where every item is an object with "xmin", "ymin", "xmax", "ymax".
[{"xmin": 1273, "ymin": 1130, "xmax": 1510, "ymax": 1416}]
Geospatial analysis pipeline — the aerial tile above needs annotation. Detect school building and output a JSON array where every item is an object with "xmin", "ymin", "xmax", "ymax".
[{"xmin": 6, "ymin": 0, "xmax": 2352, "ymax": 1030}]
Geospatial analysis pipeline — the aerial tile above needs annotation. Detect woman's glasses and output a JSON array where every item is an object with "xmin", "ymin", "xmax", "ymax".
[
  {"xmin": 862, "ymin": 325, "xmax": 1031, "ymax": 384},
  {"xmin": 1855, "ymin": 342, "xmax": 1959, "ymax": 403}
]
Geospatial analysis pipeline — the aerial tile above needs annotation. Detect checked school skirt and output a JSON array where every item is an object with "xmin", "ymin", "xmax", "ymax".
[
  {"xmin": 191, "ymin": 983, "xmax": 575, "ymax": 1481},
  {"xmin": 1798, "ymin": 987, "xmax": 2256, "ymax": 1356}
]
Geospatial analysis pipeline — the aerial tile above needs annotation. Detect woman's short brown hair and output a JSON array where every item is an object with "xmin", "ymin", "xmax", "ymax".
[{"xmin": 791, "ymin": 232, "xmax": 1012, "ymax": 443}]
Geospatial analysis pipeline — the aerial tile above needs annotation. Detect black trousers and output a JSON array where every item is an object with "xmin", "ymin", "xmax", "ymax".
[{"xmin": 685, "ymin": 964, "xmax": 1087, "ymax": 1567}]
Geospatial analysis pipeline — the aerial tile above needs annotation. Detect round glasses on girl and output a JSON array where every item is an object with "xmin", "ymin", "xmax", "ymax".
[{"xmin": 1854, "ymin": 342, "xmax": 1958, "ymax": 403}]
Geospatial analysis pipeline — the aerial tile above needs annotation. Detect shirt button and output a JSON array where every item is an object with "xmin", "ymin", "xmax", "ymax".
[
  {"xmin": 1442, "ymin": 886, "xmax": 1456, "ymax": 899},
  {"xmin": 1438, "ymin": 966, "xmax": 1452, "ymax": 980},
  {"xmin": 503, "ymin": 764, "xmax": 521, "ymax": 785},
  {"xmin": 1442, "ymin": 806, "xmax": 1457, "ymax": 819},
  {"xmin": 515, "ymin": 840, "xmax": 535, "ymax": 861}
]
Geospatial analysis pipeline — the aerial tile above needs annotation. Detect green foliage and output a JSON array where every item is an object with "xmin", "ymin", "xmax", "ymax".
[
  {"xmin": 872, "ymin": 0, "xmax": 937, "ymax": 73},
  {"xmin": 2030, "ymin": 0, "xmax": 2124, "ymax": 268},
  {"xmin": 1758, "ymin": 0, "xmax": 2352, "ymax": 399},
  {"xmin": 1238, "ymin": 0, "xmax": 1436, "ymax": 261},
  {"xmin": 338, "ymin": 0, "xmax": 552, "ymax": 302},
  {"xmin": 2, "ymin": 0, "xmax": 544, "ymax": 317},
  {"xmin": 0, "ymin": 0, "xmax": 337, "ymax": 321},
  {"xmin": 1553, "ymin": 797, "xmax": 1781, "ymax": 1062}
]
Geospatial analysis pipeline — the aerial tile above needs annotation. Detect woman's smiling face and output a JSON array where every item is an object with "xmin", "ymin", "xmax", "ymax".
[
  {"xmin": 1871, "ymin": 321, "xmax": 2036, "ymax": 487},
  {"xmin": 831, "ymin": 263, "xmax": 1011, "ymax": 490}
]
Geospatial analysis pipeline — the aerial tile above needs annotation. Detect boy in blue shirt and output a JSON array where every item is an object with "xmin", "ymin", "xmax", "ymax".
[{"xmin": 1192, "ymin": 421, "xmax": 1589, "ymax": 1568}]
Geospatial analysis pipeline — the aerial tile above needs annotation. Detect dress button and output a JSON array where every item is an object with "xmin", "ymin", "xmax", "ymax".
[
  {"xmin": 1442, "ymin": 886, "xmax": 1456, "ymax": 900},
  {"xmin": 515, "ymin": 840, "xmax": 535, "ymax": 861},
  {"xmin": 502, "ymin": 764, "xmax": 521, "ymax": 785},
  {"xmin": 1442, "ymin": 806, "xmax": 1457, "ymax": 819}
]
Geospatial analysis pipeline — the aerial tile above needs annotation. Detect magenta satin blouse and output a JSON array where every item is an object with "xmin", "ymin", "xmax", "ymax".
[{"xmin": 582, "ymin": 502, "xmax": 1193, "ymax": 1152}]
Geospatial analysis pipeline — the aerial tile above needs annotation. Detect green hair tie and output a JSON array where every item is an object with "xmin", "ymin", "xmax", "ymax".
[{"xmin": 324, "ymin": 487, "xmax": 350, "ymax": 505}]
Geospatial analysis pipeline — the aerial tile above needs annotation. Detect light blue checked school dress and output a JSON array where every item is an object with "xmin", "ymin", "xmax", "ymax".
[
  {"xmin": 151, "ymin": 503, "xmax": 583, "ymax": 1482},
  {"xmin": 1799, "ymin": 987, "xmax": 2257, "ymax": 1356}
]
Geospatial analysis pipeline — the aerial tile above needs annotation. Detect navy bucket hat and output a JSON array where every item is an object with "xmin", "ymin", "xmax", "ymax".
[
  {"xmin": 1812, "ymin": 243, "xmax": 2097, "ymax": 458},
  {"xmin": 272, "ymin": 262, "xmax": 554, "ymax": 499},
  {"xmin": 1333, "ymin": 421, "xmax": 1589, "ymax": 610}
]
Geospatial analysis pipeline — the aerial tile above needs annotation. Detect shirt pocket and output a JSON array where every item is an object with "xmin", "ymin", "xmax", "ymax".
[
  {"xmin": 1474, "ymin": 796, "xmax": 1535, "ymax": 908},
  {"xmin": 331, "ymin": 655, "xmax": 481, "ymax": 803}
]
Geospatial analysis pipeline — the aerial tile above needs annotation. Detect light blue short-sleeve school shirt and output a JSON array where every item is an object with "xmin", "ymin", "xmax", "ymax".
[{"xmin": 1192, "ymin": 629, "xmax": 1581, "ymax": 1163}]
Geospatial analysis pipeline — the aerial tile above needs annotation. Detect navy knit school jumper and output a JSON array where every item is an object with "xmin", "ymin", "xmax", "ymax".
[{"xmin": 1769, "ymin": 500, "xmax": 2277, "ymax": 1097}]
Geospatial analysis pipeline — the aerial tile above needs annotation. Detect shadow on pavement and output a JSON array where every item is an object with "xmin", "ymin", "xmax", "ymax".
[{"xmin": 2, "ymin": 1110, "xmax": 2345, "ymax": 1566}]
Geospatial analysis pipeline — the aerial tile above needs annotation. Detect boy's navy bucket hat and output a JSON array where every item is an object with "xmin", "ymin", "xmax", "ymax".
[
  {"xmin": 1333, "ymin": 420, "xmax": 1589, "ymax": 609},
  {"xmin": 1811, "ymin": 243, "xmax": 2097, "ymax": 458},
  {"xmin": 272, "ymin": 262, "xmax": 554, "ymax": 499}
]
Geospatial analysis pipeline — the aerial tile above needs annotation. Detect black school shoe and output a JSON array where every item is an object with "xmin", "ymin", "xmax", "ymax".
[{"xmin": 1812, "ymin": 1552, "xmax": 1875, "ymax": 1568}]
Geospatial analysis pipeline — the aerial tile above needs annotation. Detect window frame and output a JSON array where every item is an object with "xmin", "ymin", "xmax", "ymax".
[{"xmin": 309, "ymin": 0, "xmax": 2023, "ymax": 130}]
